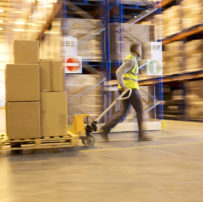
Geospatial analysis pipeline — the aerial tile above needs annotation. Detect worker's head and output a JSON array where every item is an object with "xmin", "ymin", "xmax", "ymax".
[{"xmin": 130, "ymin": 43, "xmax": 141, "ymax": 57}]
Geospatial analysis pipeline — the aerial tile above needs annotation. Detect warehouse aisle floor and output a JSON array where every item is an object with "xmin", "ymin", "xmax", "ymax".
[{"xmin": 0, "ymin": 120, "xmax": 203, "ymax": 202}]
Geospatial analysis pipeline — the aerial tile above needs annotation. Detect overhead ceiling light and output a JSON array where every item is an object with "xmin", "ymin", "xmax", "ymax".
[
  {"xmin": 0, "ymin": 9, "xmax": 4, "ymax": 13},
  {"xmin": 13, "ymin": 28, "xmax": 24, "ymax": 32},
  {"xmin": 0, "ymin": 20, "xmax": 4, "ymax": 23},
  {"xmin": 15, "ymin": 20, "xmax": 25, "ymax": 25},
  {"xmin": 39, "ymin": 4, "xmax": 53, "ymax": 8},
  {"xmin": 26, "ymin": 0, "xmax": 36, "ymax": 3},
  {"xmin": 37, "ymin": 0, "xmax": 57, "ymax": 3}
]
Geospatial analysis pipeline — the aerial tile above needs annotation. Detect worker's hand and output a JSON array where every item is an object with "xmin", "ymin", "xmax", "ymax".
[{"xmin": 121, "ymin": 87, "xmax": 127, "ymax": 92}]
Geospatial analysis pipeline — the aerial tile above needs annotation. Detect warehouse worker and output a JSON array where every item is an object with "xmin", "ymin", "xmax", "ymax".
[{"xmin": 100, "ymin": 43, "xmax": 151, "ymax": 141}]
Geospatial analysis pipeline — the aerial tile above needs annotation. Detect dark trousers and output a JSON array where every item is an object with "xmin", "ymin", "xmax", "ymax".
[{"xmin": 103, "ymin": 89, "xmax": 144, "ymax": 136}]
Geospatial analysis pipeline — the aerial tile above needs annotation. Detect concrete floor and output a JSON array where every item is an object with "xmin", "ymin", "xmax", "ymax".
[{"xmin": 0, "ymin": 120, "xmax": 203, "ymax": 202}]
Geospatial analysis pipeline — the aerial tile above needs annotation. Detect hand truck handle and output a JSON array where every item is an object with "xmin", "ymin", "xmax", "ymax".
[
  {"xmin": 94, "ymin": 88, "xmax": 132, "ymax": 123},
  {"xmin": 118, "ymin": 88, "xmax": 132, "ymax": 101}
]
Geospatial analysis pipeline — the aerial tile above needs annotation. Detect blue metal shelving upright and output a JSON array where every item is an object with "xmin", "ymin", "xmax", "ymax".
[{"xmin": 156, "ymin": 4, "xmax": 163, "ymax": 119}]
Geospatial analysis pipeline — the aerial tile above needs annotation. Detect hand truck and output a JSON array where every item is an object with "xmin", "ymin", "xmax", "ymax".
[{"xmin": 82, "ymin": 88, "xmax": 132, "ymax": 147}]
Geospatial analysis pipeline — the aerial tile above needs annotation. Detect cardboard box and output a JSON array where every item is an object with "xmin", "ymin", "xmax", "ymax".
[
  {"xmin": 6, "ymin": 102, "xmax": 40, "ymax": 139},
  {"xmin": 14, "ymin": 40, "xmax": 39, "ymax": 64},
  {"xmin": 40, "ymin": 59, "xmax": 52, "ymax": 92},
  {"xmin": 41, "ymin": 92, "xmax": 67, "ymax": 137},
  {"xmin": 6, "ymin": 64, "xmax": 40, "ymax": 102},
  {"xmin": 40, "ymin": 59, "xmax": 65, "ymax": 92},
  {"xmin": 185, "ymin": 39, "xmax": 203, "ymax": 55},
  {"xmin": 51, "ymin": 60, "xmax": 65, "ymax": 92},
  {"xmin": 186, "ymin": 53, "xmax": 202, "ymax": 71}
]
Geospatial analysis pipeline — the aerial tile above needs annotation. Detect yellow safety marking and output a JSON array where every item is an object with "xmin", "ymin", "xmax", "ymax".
[{"xmin": 81, "ymin": 141, "xmax": 203, "ymax": 153}]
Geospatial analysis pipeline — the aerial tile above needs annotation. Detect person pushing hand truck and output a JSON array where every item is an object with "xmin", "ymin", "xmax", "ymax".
[{"xmin": 100, "ymin": 43, "xmax": 151, "ymax": 142}]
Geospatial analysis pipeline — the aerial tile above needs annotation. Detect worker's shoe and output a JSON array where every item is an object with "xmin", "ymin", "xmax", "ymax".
[
  {"xmin": 138, "ymin": 134, "xmax": 152, "ymax": 141},
  {"xmin": 99, "ymin": 127, "xmax": 109, "ymax": 142}
]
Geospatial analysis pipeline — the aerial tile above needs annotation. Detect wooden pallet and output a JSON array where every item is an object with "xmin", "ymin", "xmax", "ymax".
[{"xmin": 0, "ymin": 132, "xmax": 79, "ymax": 154}]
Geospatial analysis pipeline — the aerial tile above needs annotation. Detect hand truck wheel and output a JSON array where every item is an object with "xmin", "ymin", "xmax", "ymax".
[{"xmin": 81, "ymin": 135, "xmax": 95, "ymax": 147}]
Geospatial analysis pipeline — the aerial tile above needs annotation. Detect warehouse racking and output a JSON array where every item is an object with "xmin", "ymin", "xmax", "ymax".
[
  {"xmin": 36, "ymin": 0, "xmax": 163, "ymax": 122},
  {"xmin": 1, "ymin": 0, "xmax": 202, "ymax": 124},
  {"xmin": 64, "ymin": 0, "xmax": 161, "ymax": 120},
  {"xmin": 138, "ymin": 0, "xmax": 203, "ymax": 120}
]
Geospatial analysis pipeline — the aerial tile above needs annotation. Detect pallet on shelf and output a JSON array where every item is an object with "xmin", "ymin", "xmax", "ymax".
[
  {"xmin": 155, "ymin": 0, "xmax": 175, "ymax": 8},
  {"xmin": 139, "ymin": 71, "xmax": 203, "ymax": 86},
  {"xmin": 162, "ymin": 24, "xmax": 203, "ymax": 45}
]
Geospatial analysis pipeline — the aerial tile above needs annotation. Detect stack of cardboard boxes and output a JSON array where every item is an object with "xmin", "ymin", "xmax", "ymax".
[
  {"xmin": 186, "ymin": 80, "xmax": 203, "ymax": 121},
  {"xmin": 161, "ymin": 6, "xmax": 182, "ymax": 38},
  {"xmin": 6, "ymin": 41, "xmax": 41, "ymax": 139},
  {"xmin": 155, "ymin": 1, "xmax": 202, "ymax": 39},
  {"xmin": 5, "ymin": 40, "xmax": 67, "ymax": 140},
  {"xmin": 184, "ymin": 39, "xmax": 203, "ymax": 72},
  {"xmin": 163, "ymin": 42, "xmax": 183, "ymax": 75},
  {"xmin": 40, "ymin": 59, "xmax": 67, "ymax": 138},
  {"xmin": 66, "ymin": 18, "xmax": 102, "ymax": 61},
  {"xmin": 162, "ymin": 39, "xmax": 202, "ymax": 76},
  {"xmin": 182, "ymin": 0, "xmax": 203, "ymax": 30}
]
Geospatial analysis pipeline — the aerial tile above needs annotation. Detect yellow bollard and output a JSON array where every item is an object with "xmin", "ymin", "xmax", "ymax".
[{"xmin": 161, "ymin": 120, "xmax": 167, "ymax": 130}]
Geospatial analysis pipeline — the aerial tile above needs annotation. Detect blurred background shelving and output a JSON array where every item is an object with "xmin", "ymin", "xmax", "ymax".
[
  {"xmin": 0, "ymin": 0, "xmax": 202, "ymax": 122},
  {"xmin": 139, "ymin": 0, "xmax": 203, "ymax": 121}
]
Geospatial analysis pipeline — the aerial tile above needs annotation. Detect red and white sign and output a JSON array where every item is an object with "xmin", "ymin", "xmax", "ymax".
[{"xmin": 64, "ymin": 56, "xmax": 82, "ymax": 73}]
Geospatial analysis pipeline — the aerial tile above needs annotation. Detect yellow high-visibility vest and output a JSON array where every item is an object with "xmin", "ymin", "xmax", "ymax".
[{"xmin": 118, "ymin": 54, "xmax": 139, "ymax": 90}]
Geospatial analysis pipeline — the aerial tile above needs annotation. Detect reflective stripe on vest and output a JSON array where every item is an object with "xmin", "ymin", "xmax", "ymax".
[
  {"xmin": 123, "ymin": 78, "xmax": 138, "ymax": 82},
  {"xmin": 127, "ymin": 72, "xmax": 138, "ymax": 76},
  {"xmin": 118, "ymin": 54, "xmax": 139, "ymax": 90}
]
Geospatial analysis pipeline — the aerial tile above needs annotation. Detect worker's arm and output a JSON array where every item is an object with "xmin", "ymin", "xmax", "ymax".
[{"xmin": 116, "ymin": 58, "xmax": 135, "ymax": 90}]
